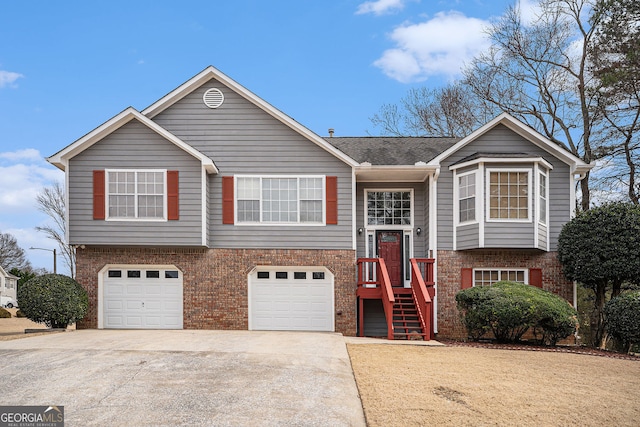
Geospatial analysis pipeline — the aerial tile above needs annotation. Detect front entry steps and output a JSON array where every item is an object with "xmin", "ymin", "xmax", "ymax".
[{"xmin": 392, "ymin": 292, "xmax": 426, "ymax": 340}]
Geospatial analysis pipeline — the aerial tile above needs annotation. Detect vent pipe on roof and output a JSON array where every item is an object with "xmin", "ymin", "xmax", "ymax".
[{"xmin": 328, "ymin": 128, "xmax": 334, "ymax": 138}]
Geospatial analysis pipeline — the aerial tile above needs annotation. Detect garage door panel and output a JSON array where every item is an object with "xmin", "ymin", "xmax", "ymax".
[
  {"xmin": 103, "ymin": 267, "xmax": 183, "ymax": 329},
  {"xmin": 249, "ymin": 268, "xmax": 334, "ymax": 332}
]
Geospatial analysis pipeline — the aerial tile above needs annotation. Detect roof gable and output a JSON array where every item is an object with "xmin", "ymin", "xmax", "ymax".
[
  {"xmin": 142, "ymin": 66, "xmax": 359, "ymax": 167},
  {"xmin": 427, "ymin": 113, "xmax": 592, "ymax": 173},
  {"xmin": 48, "ymin": 107, "xmax": 217, "ymax": 173}
]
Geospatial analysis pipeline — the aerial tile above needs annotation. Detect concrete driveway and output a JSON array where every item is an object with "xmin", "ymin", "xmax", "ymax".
[{"xmin": 0, "ymin": 330, "xmax": 366, "ymax": 426}]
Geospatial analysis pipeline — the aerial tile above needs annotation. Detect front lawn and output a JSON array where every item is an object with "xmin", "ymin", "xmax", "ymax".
[{"xmin": 347, "ymin": 344, "xmax": 640, "ymax": 426}]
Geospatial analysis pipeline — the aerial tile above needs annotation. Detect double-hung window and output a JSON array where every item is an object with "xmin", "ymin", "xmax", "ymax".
[
  {"xmin": 538, "ymin": 171, "xmax": 548, "ymax": 225},
  {"xmin": 457, "ymin": 172, "xmax": 476, "ymax": 223},
  {"xmin": 107, "ymin": 170, "xmax": 165, "ymax": 220},
  {"xmin": 488, "ymin": 170, "xmax": 530, "ymax": 220},
  {"xmin": 236, "ymin": 176, "xmax": 324, "ymax": 224}
]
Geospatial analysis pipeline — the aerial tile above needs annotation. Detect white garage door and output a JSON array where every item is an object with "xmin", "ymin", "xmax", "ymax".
[
  {"xmin": 103, "ymin": 267, "xmax": 183, "ymax": 329},
  {"xmin": 249, "ymin": 267, "xmax": 334, "ymax": 332}
]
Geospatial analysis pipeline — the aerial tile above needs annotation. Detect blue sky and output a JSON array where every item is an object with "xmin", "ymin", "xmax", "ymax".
[{"xmin": 0, "ymin": 0, "xmax": 526, "ymax": 273}]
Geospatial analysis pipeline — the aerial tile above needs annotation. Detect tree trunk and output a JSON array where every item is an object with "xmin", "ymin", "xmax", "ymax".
[
  {"xmin": 592, "ymin": 282, "xmax": 607, "ymax": 347},
  {"xmin": 580, "ymin": 171, "xmax": 591, "ymax": 211}
]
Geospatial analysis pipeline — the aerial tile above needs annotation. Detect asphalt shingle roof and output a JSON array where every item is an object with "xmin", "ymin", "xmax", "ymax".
[{"xmin": 325, "ymin": 136, "xmax": 459, "ymax": 166}]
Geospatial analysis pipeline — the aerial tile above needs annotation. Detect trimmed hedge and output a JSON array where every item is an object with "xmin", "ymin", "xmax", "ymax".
[
  {"xmin": 456, "ymin": 281, "xmax": 578, "ymax": 345},
  {"xmin": 0, "ymin": 307, "xmax": 11, "ymax": 318},
  {"xmin": 18, "ymin": 274, "xmax": 88, "ymax": 328},
  {"xmin": 605, "ymin": 291, "xmax": 640, "ymax": 351}
]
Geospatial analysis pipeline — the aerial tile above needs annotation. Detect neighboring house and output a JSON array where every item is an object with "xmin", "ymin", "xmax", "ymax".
[
  {"xmin": 0, "ymin": 265, "xmax": 19, "ymax": 301},
  {"xmin": 48, "ymin": 66, "xmax": 592, "ymax": 339}
]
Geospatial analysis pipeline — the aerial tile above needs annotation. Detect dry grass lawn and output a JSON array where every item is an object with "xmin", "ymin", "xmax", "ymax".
[
  {"xmin": 348, "ymin": 344, "xmax": 640, "ymax": 427},
  {"xmin": 0, "ymin": 308, "xmax": 73, "ymax": 340}
]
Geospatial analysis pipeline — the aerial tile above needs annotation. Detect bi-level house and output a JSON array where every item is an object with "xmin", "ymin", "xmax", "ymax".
[{"xmin": 48, "ymin": 66, "xmax": 592, "ymax": 339}]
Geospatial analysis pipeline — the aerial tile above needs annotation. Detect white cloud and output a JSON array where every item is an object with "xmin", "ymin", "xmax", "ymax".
[
  {"xmin": 0, "ymin": 149, "xmax": 63, "ymax": 213},
  {"xmin": 0, "ymin": 70, "xmax": 24, "ymax": 88},
  {"xmin": 517, "ymin": 0, "xmax": 542, "ymax": 26},
  {"xmin": 0, "ymin": 148, "xmax": 42, "ymax": 162},
  {"xmin": 373, "ymin": 11, "xmax": 491, "ymax": 83},
  {"xmin": 356, "ymin": 0, "xmax": 405, "ymax": 16}
]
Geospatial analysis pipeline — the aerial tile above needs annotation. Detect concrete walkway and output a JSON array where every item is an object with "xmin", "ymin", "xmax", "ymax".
[{"xmin": 0, "ymin": 330, "xmax": 366, "ymax": 426}]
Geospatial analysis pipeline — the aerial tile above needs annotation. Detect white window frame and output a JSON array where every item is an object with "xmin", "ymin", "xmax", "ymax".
[
  {"xmin": 105, "ymin": 169, "xmax": 167, "ymax": 221},
  {"xmin": 538, "ymin": 169, "xmax": 549, "ymax": 226},
  {"xmin": 454, "ymin": 170, "xmax": 479, "ymax": 226},
  {"xmin": 485, "ymin": 168, "xmax": 532, "ymax": 223},
  {"xmin": 364, "ymin": 189, "xmax": 414, "ymax": 229},
  {"xmin": 234, "ymin": 175, "xmax": 326, "ymax": 226},
  {"xmin": 473, "ymin": 268, "xmax": 529, "ymax": 286}
]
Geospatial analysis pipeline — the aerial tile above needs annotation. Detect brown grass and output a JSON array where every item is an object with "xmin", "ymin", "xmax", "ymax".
[
  {"xmin": 347, "ymin": 344, "xmax": 640, "ymax": 427},
  {"xmin": 0, "ymin": 308, "xmax": 73, "ymax": 341}
]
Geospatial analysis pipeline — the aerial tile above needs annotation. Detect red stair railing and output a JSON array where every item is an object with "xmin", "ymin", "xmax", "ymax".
[
  {"xmin": 356, "ymin": 257, "xmax": 395, "ymax": 339},
  {"xmin": 410, "ymin": 258, "xmax": 435, "ymax": 340}
]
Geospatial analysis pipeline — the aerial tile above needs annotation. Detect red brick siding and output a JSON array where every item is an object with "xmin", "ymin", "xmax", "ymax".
[
  {"xmin": 436, "ymin": 249, "xmax": 572, "ymax": 339},
  {"xmin": 75, "ymin": 247, "xmax": 357, "ymax": 336}
]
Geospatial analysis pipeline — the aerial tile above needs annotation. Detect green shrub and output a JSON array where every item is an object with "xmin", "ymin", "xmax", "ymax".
[
  {"xmin": 18, "ymin": 274, "xmax": 88, "ymax": 328},
  {"xmin": 455, "ymin": 285, "xmax": 495, "ymax": 340},
  {"xmin": 0, "ymin": 307, "xmax": 11, "ymax": 318},
  {"xmin": 15, "ymin": 309, "xmax": 26, "ymax": 318},
  {"xmin": 456, "ymin": 281, "xmax": 578, "ymax": 345},
  {"xmin": 605, "ymin": 291, "xmax": 640, "ymax": 351},
  {"xmin": 530, "ymin": 290, "xmax": 579, "ymax": 346}
]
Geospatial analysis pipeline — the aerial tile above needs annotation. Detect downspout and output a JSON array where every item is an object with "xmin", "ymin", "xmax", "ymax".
[{"xmin": 429, "ymin": 167, "xmax": 440, "ymax": 334}]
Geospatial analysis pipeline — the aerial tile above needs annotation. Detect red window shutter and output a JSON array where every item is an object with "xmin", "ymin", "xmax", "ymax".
[
  {"xmin": 167, "ymin": 171, "xmax": 179, "ymax": 220},
  {"xmin": 93, "ymin": 170, "xmax": 105, "ymax": 220},
  {"xmin": 222, "ymin": 176, "xmax": 234, "ymax": 224},
  {"xmin": 461, "ymin": 268, "xmax": 473, "ymax": 289},
  {"xmin": 530, "ymin": 268, "xmax": 543, "ymax": 288},
  {"xmin": 326, "ymin": 176, "xmax": 338, "ymax": 225}
]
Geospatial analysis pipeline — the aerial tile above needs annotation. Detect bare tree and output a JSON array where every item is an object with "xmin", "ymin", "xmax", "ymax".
[
  {"xmin": 35, "ymin": 182, "xmax": 75, "ymax": 278},
  {"xmin": 589, "ymin": 0, "xmax": 640, "ymax": 204},
  {"xmin": 0, "ymin": 232, "xmax": 31, "ymax": 271},
  {"xmin": 370, "ymin": 83, "xmax": 498, "ymax": 137},
  {"xmin": 463, "ymin": 0, "xmax": 602, "ymax": 210}
]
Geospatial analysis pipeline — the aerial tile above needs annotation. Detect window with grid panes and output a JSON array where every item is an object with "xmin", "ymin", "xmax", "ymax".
[
  {"xmin": 107, "ymin": 170, "xmax": 164, "ymax": 219},
  {"xmin": 366, "ymin": 191, "xmax": 411, "ymax": 225},
  {"xmin": 488, "ymin": 171, "xmax": 529, "ymax": 220}
]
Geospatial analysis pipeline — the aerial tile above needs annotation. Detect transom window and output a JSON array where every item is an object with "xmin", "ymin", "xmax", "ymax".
[
  {"xmin": 236, "ymin": 176, "xmax": 324, "ymax": 224},
  {"xmin": 366, "ymin": 191, "xmax": 412, "ymax": 225},
  {"xmin": 107, "ymin": 170, "xmax": 165, "ymax": 219},
  {"xmin": 488, "ymin": 171, "xmax": 529, "ymax": 220},
  {"xmin": 458, "ymin": 172, "xmax": 476, "ymax": 223},
  {"xmin": 474, "ymin": 269, "xmax": 527, "ymax": 286}
]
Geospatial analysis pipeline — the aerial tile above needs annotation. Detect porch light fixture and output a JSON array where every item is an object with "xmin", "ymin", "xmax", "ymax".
[
  {"xmin": 358, "ymin": 228, "xmax": 364, "ymax": 235},
  {"xmin": 416, "ymin": 228, "xmax": 422, "ymax": 236}
]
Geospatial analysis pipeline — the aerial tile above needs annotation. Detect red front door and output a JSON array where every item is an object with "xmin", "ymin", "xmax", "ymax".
[{"xmin": 377, "ymin": 231, "xmax": 403, "ymax": 287}]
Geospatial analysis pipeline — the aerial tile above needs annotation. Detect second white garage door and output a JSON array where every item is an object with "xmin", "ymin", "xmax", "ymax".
[
  {"xmin": 249, "ymin": 267, "xmax": 334, "ymax": 332},
  {"xmin": 102, "ymin": 266, "xmax": 183, "ymax": 329}
]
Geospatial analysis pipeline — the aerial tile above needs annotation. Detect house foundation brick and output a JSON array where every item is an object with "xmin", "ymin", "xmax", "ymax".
[
  {"xmin": 75, "ymin": 247, "xmax": 357, "ymax": 336},
  {"xmin": 436, "ymin": 249, "xmax": 573, "ymax": 339}
]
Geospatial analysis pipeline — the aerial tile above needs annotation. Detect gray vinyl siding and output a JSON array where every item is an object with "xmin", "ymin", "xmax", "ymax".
[
  {"xmin": 68, "ymin": 120, "xmax": 204, "ymax": 246},
  {"xmin": 538, "ymin": 224, "xmax": 548, "ymax": 250},
  {"xmin": 355, "ymin": 182, "xmax": 426, "ymax": 258},
  {"xmin": 457, "ymin": 223, "xmax": 479, "ymax": 250},
  {"xmin": 438, "ymin": 124, "xmax": 571, "ymax": 251},
  {"xmin": 362, "ymin": 299, "xmax": 386, "ymax": 337},
  {"xmin": 152, "ymin": 77, "xmax": 353, "ymax": 250}
]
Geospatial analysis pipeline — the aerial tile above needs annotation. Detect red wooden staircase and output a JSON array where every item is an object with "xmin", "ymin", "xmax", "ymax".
[
  {"xmin": 357, "ymin": 257, "xmax": 435, "ymax": 340},
  {"xmin": 392, "ymin": 292, "xmax": 426, "ymax": 340}
]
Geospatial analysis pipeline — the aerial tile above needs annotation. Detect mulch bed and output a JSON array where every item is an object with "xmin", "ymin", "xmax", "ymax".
[{"xmin": 440, "ymin": 339, "xmax": 640, "ymax": 361}]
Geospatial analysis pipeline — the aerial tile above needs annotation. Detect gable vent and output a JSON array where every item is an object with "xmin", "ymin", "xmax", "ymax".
[{"xmin": 203, "ymin": 88, "xmax": 224, "ymax": 109}]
